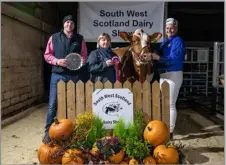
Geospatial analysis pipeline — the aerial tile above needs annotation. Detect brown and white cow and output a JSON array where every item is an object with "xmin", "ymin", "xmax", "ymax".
[{"xmin": 112, "ymin": 29, "xmax": 162, "ymax": 83}]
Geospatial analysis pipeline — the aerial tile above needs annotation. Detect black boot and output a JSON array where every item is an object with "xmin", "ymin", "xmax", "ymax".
[
  {"xmin": 42, "ymin": 133, "xmax": 51, "ymax": 144},
  {"xmin": 170, "ymin": 133, "xmax": 173, "ymax": 140}
]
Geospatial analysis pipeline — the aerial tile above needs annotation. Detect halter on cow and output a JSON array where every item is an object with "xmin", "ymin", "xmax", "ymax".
[{"xmin": 112, "ymin": 29, "xmax": 162, "ymax": 83}]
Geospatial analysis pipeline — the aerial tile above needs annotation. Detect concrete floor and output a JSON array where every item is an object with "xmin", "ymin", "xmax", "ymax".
[{"xmin": 1, "ymin": 104, "xmax": 224, "ymax": 164}]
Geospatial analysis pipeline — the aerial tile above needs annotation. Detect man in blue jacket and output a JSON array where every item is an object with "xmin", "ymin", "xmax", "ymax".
[{"xmin": 142, "ymin": 18, "xmax": 185, "ymax": 139}]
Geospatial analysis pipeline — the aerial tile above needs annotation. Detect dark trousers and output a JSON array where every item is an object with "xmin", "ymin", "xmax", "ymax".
[{"xmin": 44, "ymin": 72, "xmax": 80, "ymax": 134}]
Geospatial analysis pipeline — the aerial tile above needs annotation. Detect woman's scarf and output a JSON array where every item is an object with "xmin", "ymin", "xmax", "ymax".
[
  {"xmin": 97, "ymin": 48, "xmax": 113, "ymax": 61},
  {"xmin": 97, "ymin": 47, "xmax": 116, "ymax": 82}
]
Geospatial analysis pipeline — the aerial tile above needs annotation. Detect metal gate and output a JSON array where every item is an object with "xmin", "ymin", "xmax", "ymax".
[{"xmin": 212, "ymin": 42, "xmax": 224, "ymax": 116}]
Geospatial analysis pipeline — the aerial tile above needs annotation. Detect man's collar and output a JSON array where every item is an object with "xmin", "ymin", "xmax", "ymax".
[{"xmin": 61, "ymin": 29, "xmax": 74, "ymax": 38}]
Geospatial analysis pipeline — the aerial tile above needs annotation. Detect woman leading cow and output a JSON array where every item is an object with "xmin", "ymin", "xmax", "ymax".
[{"xmin": 141, "ymin": 18, "xmax": 185, "ymax": 139}]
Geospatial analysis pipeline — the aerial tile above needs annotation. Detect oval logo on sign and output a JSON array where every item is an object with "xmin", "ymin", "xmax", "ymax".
[{"xmin": 102, "ymin": 102, "xmax": 123, "ymax": 117}]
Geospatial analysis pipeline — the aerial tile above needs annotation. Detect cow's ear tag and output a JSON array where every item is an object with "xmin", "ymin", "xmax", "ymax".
[{"xmin": 120, "ymin": 32, "xmax": 130, "ymax": 42}]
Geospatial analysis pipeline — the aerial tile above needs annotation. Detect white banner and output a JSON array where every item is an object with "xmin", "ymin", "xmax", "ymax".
[{"xmin": 78, "ymin": 2, "xmax": 165, "ymax": 42}]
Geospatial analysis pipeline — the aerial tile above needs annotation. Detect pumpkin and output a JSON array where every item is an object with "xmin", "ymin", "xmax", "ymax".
[
  {"xmin": 143, "ymin": 156, "xmax": 156, "ymax": 164},
  {"xmin": 143, "ymin": 120, "xmax": 169, "ymax": 146},
  {"xmin": 109, "ymin": 148, "xmax": 125, "ymax": 164},
  {"xmin": 62, "ymin": 149, "xmax": 84, "ymax": 164},
  {"xmin": 153, "ymin": 144, "xmax": 179, "ymax": 164},
  {"xmin": 120, "ymin": 157, "xmax": 130, "ymax": 164},
  {"xmin": 37, "ymin": 143, "xmax": 63, "ymax": 164},
  {"xmin": 120, "ymin": 160, "xmax": 129, "ymax": 164},
  {"xmin": 129, "ymin": 158, "xmax": 139, "ymax": 164},
  {"xmin": 49, "ymin": 117, "xmax": 74, "ymax": 141},
  {"xmin": 90, "ymin": 136, "xmax": 125, "ymax": 164}
]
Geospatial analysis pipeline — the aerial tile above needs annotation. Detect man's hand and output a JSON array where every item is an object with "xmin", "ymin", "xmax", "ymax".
[
  {"xmin": 57, "ymin": 59, "xmax": 67, "ymax": 67},
  {"xmin": 105, "ymin": 59, "xmax": 114, "ymax": 66}
]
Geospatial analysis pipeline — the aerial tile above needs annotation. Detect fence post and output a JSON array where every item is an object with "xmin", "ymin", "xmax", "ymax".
[
  {"xmin": 85, "ymin": 80, "xmax": 94, "ymax": 112},
  {"xmin": 67, "ymin": 81, "xmax": 76, "ymax": 123},
  {"xmin": 152, "ymin": 81, "xmax": 161, "ymax": 120},
  {"xmin": 57, "ymin": 80, "xmax": 66, "ymax": 119},
  {"xmin": 142, "ymin": 80, "xmax": 152, "ymax": 123},
  {"xmin": 76, "ymin": 81, "xmax": 85, "ymax": 116}
]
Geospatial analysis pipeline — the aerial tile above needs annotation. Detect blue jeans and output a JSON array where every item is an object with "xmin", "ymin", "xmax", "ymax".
[{"xmin": 44, "ymin": 72, "xmax": 79, "ymax": 134}]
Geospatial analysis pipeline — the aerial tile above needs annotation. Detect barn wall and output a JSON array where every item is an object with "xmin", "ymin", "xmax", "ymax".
[{"xmin": 1, "ymin": 3, "xmax": 56, "ymax": 118}]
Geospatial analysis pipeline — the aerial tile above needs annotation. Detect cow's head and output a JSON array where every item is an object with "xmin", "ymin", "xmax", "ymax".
[
  {"xmin": 119, "ymin": 29, "xmax": 162, "ymax": 83},
  {"xmin": 119, "ymin": 29, "xmax": 162, "ymax": 64},
  {"xmin": 112, "ymin": 29, "xmax": 162, "ymax": 83}
]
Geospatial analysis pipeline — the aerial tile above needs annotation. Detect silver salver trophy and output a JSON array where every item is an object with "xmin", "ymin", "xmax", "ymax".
[{"xmin": 65, "ymin": 53, "xmax": 83, "ymax": 71}]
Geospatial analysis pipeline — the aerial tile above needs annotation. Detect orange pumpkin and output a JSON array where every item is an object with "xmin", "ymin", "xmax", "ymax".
[
  {"xmin": 143, "ymin": 120, "xmax": 169, "ymax": 146},
  {"xmin": 49, "ymin": 117, "xmax": 74, "ymax": 141},
  {"xmin": 129, "ymin": 158, "xmax": 139, "ymax": 164},
  {"xmin": 120, "ymin": 157, "xmax": 130, "ymax": 164},
  {"xmin": 143, "ymin": 156, "xmax": 156, "ymax": 164},
  {"xmin": 37, "ymin": 143, "xmax": 63, "ymax": 164},
  {"xmin": 153, "ymin": 144, "xmax": 179, "ymax": 164},
  {"xmin": 90, "ymin": 136, "xmax": 125, "ymax": 164},
  {"xmin": 90, "ymin": 146, "xmax": 125, "ymax": 164},
  {"xmin": 62, "ymin": 149, "xmax": 84, "ymax": 164},
  {"xmin": 109, "ymin": 148, "xmax": 125, "ymax": 164},
  {"xmin": 120, "ymin": 160, "xmax": 129, "ymax": 164}
]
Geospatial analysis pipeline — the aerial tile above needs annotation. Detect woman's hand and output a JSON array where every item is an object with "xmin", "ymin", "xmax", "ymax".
[
  {"xmin": 140, "ymin": 52, "xmax": 152, "ymax": 61},
  {"xmin": 140, "ymin": 52, "xmax": 160, "ymax": 61},
  {"xmin": 105, "ymin": 59, "xmax": 114, "ymax": 66},
  {"xmin": 151, "ymin": 53, "xmax": 160, "ymax": 60}
]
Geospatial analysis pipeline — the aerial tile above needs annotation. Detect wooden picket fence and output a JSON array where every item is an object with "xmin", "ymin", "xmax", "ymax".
[{"xmin": 57, "ymin": 80, "xmax": 170, "ymax": 129}]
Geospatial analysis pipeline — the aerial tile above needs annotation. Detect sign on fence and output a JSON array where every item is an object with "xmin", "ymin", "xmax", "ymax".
[
  {"xmin": 92, "ymin": 88, "xmax": 133, "ymax": 129},
  {"xmin": 56, "ymin": 80, "xmax": 170, "ymax": 132},
  {"xmin": 78, "ymin": 2, "xmax": 165, "ymax": 42}
]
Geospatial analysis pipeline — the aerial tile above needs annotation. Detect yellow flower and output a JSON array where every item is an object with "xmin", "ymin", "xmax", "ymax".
[{"xmin": 75, "ymin": 112, "xmax": 95, "ymax": 139}]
